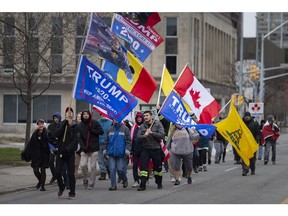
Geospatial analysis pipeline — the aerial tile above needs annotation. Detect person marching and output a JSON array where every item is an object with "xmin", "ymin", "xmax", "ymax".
[
  {"xmin": 54, "ymin": 107, "xmax": 78, "ymax": 200},
  {"xmin": 137, "ymin": 110, "xmax": 165, "ymax": 191},
  {"xmin": 22, "ymin": 119, "xmax": 50, "ymax": 191},
  {"xmin": 78, "ymin": 110, "xmax": 104, "ymax": 190}
]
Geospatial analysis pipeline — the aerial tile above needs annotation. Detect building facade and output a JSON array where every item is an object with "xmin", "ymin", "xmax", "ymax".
[{"xmin": 0, "ymin": 12, "xmax": 239, "ymax": 134}]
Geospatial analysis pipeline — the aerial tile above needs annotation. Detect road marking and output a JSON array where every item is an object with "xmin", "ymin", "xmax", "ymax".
[{"xmin": 225, "ymin": 167, "xmax": 239, "ymax": 172}]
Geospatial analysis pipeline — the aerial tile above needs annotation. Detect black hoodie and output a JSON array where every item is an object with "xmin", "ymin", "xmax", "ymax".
[{"xmin": 78, "ymin": 110, "xmax": 104, "ymax": 153}]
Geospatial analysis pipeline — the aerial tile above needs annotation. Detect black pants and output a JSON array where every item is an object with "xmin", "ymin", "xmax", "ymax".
[
  {"xmin": 198, "ymin": 149, "xmax": 207, "ymax": 167},
  {"xmin": 139, "ymin": 148, "xmax": 162, "ymax": 188},
  {"xmin": 242, "ymin": 153, "xmax": 256, "ymax": 172},
  {"xmin": 132, "ymin": 152, "xmax": 141, "ymax": 182},
  {"xmin": 55, "ymin": 153, "xmax": 75, "ymax": 195},
  {"xmin": 49, "ymin": 153, "xmax": 56, "ymax": 178}
]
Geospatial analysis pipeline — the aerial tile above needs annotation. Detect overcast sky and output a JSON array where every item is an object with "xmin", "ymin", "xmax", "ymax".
[{"xmin": 243, "ymin": 12, "xmax": 257, "ymax": 38}]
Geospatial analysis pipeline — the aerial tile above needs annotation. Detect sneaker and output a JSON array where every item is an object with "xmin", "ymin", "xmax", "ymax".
[
  {"xmin": 264, "ymin": 161, "xmax": 268, "ymax": 165},
  {"xmin": 40, "ymin": 187, "xmax": 46, "ymax": 191},
  {"xmin": 203, "ymin": 166, "xmax": 207, "ymax": 171},
  {"xmin": 109, "ymin": 185, "xmax": 117, "ymax": 191},
  {"xmin": 273, "ymin": 161, "xmax": 276, "ymax": 165},
  {"xmin": 122, "ymin": 178, "xmax": 128, "ymax": 188},
  {"xmin": 171, "ymin": 177, "xmax": 176, "ymax": 183},
  {"xmin": 193, "ymin": 167, "xmax": 198, "ymax": 173},
  {"xmin": 36, "ymin": 182, "xmax": 41, "ymax": 189},
  {"xmin": 98, "ymin": 173, "xmax": 106, "ymax": 180},
  {"xmin": 258, "ymin": 157, "xmax": 262, "ymax": 160},
  {"xmin": 137, "ymin": 187, "xmax": 146, "ymax": 191},
  {"xmin": 58, "ymin": 189, "xmax": 64, "ymax": 197},
  {"xmin": 83, "ymin": 180, "xmax": 88, "ymax": 189},
  {"xmin": 222, "ymin": 159, "xmax": 225, "ymax": 163},
  {"xmin": 132, "ymin": 181, "xmax": 140, "ymax": 188},
  {"xmin": 208, "ymin": 159, "xmax": 211, "ymax": 165},
  {"xmin": 187, "ymin": 177, "xmax": 192, "ymax": 184},
  {"xmin": 251, "ymin": 171, "xmax": 255, "ymax": 175},
  {"xmin": 174, "ymin": 180, "xmax": 180, "ymax": 185},
  {"xmin": 87, "ymin": 184, "xmax": 94, "ymax": 190},
  {"xmin": 68, "ymin": 193, "xmax": 75, "ymax": 200},
  {"xmin": 157, "ymin": 184, "xmax": 163, "ymax": 189},
  {"xmin": 198, "ymin": 167, "xmax": 203, "ymax": 172},
  {"xmin": 146, "ymin": 180, "xmax": 149, "ymax": 186},
  {"xmin": 117, "ymin": 178, "xmax": 122, "ymax": 183},
  {"xmin": 242, "ymin": 170, "xmax": 248, "ymax": 176}
]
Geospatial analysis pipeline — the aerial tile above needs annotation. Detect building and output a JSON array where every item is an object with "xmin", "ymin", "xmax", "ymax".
[{"xmin": 0, "ymin": 12, "xmax": 240, "ymax": 134}]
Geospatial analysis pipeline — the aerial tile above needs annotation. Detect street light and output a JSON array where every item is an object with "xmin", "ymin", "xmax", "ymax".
[{"xmin": 259, "ymin": 19, "xmax": 288, "ymax": 103}]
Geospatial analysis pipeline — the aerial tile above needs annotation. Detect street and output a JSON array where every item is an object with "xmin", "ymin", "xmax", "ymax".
[{"xmin": 1, "ymin": 134, "xmax": 288, "ymax": 205}]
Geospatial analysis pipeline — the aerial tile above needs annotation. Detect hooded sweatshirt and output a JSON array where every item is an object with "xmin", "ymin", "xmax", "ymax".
[
  {"xmin": 48, "ymin": 112, "xmax": 62, "ymax": 145},
  {"xmin": 130, "ymin": 112, "xmax": 144, "ymax": 154}
]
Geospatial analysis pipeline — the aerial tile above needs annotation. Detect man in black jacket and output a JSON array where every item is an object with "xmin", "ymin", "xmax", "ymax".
[
  {"xmin": 242, "ymin": 112, "xmax": 261, "ymax": 176},
  {"xmin": 54, "ymin": 107, "xmax": 78, "ymax": 199},
  {"xmin": 78, "ymin": 110, "xmax": 104, "ymax": 190}
]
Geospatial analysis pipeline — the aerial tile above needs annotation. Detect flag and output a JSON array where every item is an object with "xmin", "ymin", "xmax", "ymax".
[
  {"xmin": 213, "ymin": 103, "xmax": 259, "ymax": 166},
  {"xmin": 73, "ymin": 55, "xmax": 138, "ymax": 122},
  {"xmin": 159, "ymin": 65, "xmax": 191, "ymax": 112},
  {"xmin": 261, "ymin": 121, "xmax": 280, "ymax": 145},
  {"xmin": 116, "ymin": 12, "xmax": 161, "ymax": 27},
  {"xmin": 111, "ymin": 13, "xmax": 164, "ymax": 62},
  {"xmin": 82, "ymin": 12, "xmax": 133, "ymax": 83},
  {"xmin": 102, "ymin": 49, "xmax": 157, "ymax": 103},
  {"xmin": 174, "ymin": 65, "xmax": 220, "ymax": 124},
  {"xmin": 160, "ymin": 139, "xmax": 170, "ymax": 163},
  {"xmin": 159, "ymin": 91, "xmax": 216, "ymax": 139}
]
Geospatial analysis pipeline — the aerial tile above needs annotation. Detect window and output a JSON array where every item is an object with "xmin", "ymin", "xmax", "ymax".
[
  {"xmin": 75, "ymin": 16, "xmax": 87, "ymax": 66},
  {"xmin": 3, "ymin": 16, "xmax": 15, "ymax": 73},
  {"xmin": 51, "ymin": 16, "xmax": 63, "ymax": 73},
  {"xmin": 76, "ymin": 99, "xmax": 90, "ymax": 114},
  {"xmin": 165, "ymin": 17, "xmax": 178, "ymax": 75},
  {"xmin": 3, "ymin": 94, "xmax": 61, "ymax": 123},
  {"xmin": 3, "ymin": 95, "xmax": 27, "ymax": 123},
  {"xmin": 33, "ymin": 95, "xmax": 61, "ymax": 123}
]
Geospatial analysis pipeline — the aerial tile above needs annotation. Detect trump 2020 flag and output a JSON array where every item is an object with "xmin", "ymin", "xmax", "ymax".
[
  {"xmin": 102, "ymin": 49, "xmax": 157, "ymax": 103},
  {"xmin": 73, "ymin": 55, "xmax": 138, "ymax": 122},
  {"xmin": 213, "ymin": 103, "xmax": 259, "ymax": 166},
  {"xmin": 111, "ymin": 13, "xmax": 164, "ymax": 62},
  {"xmin": 82, "ymin": 12, "xmax": 133, "ymax": 84},
  {"xmin": 174, "ymin": 65, "xmax": 220, "ymax": 124},
  {"xmin": 159, "ymin": 91, "xmax": 215, "ymax": 139}
]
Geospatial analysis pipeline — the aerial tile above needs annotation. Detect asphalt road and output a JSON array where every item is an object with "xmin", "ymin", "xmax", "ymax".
[{"xmin": 1, "ymin": 135, "xmax": 288, "ymax": 205}]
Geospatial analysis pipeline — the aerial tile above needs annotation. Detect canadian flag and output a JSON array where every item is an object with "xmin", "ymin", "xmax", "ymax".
[{"xmin": 174, "ymin": 65, "xmax": 220, "ymax": 124}]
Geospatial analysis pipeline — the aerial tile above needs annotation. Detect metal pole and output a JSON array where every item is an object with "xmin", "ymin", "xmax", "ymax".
[
  {"xmin": 239, "ymin": 13, "xmax": 244, "ymax": 116},
  {"xmin": 259, "ymin": 33, "xmax": 265, "ymax": 103}
]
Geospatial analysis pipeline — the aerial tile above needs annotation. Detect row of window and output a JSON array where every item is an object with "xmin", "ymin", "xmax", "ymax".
[{"xmin": 1, "ymin": 14, "xmax": 178, "ymax": 76}]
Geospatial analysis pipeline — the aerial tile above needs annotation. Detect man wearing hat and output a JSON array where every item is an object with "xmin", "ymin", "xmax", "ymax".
[{"xmin": 241, "ymin": 111, "xmax": 261, "ymax": 176}]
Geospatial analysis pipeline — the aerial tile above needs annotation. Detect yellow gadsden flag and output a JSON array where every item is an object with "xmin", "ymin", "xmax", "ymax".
[{"xmin": 213, "ymin": 103, "xmax": 258, "ymax": 166}]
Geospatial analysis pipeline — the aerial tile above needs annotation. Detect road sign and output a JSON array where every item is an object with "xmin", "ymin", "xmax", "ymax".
[{"xmin": 248, "ymin": 102, "xmax": 264, "ymax": 115}]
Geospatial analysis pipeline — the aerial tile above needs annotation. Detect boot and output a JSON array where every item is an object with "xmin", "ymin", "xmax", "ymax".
[{"xmin": 98, "ymin": 173, "xmax": 106, "ymax": 180}]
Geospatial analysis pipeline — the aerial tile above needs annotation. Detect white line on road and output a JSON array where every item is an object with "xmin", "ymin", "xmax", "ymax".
[{"xmin": 225, "ymin": 167, "xmax": 239, "ymax": 172}]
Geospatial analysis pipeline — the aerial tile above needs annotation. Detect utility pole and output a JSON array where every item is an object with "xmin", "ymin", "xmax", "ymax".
[{"xmin": 239, "ymin": 13, "xmax": 244, "ymax": 116}]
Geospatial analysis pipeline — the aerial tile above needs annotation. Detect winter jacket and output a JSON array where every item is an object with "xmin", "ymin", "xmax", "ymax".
[
  {"xmin": 24, "ymin": 129, "xmax": 50, "ymax": 168},
  {"xmin": 137, "ymin": 120, "xmax": 165, "ymax": 150},
  {"xmin": 242, "ymin": 117, "xmax": 261, "ymax": 143},
  {"xmin": 105, "ymin": 123, "xmax": 132, "ymax": 157},
  {"xmin": 197, "ymin": 136, "xmax": 210, "ymax": 150},
  {"xmin": 166, "ymin": 127, "xmax": 197, "ymax": 155},
  {"xmin": 131, "ymin": 112, "xmax": 144, "ymax": 154},
  {"xmin": 97, "ymin": 118, "xmax": 113, "ymax": 145},
  {"xmin": 54, "ymin": 119, "xmax": 78, "ymax": 157},
  {"xmin": 47, "ymin": 112, "xmax": 62, "ymax": 145},
  {"xmin": 78, "ymin": 110, "xmax": 104, "ymax": 153}
]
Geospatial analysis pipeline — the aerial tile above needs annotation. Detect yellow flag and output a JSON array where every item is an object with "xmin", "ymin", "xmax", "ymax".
[
  {"xmin": 162, "ymin": 66, "xmax": 174, "ymax": 96},
  {"xmin": 160, "ymin": 66, "xmax": 191, "ymax": 112},
  {"xmin": 213, "ymin": 103, "xmax": 258, "ymax": 166}
]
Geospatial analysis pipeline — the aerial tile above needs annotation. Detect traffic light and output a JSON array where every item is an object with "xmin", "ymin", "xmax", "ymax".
[{"xmin": 249, "ymin": 64, "xmax": 260, "ymax": 80}]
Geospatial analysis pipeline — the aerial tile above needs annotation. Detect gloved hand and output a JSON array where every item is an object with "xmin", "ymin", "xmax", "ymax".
[
  {"xmin": 125, "ymin": 149, "xmax": 130, "ymax": 158},
  {"xmin": 103, "ymin": 150, "xmax": 108, "ymax": 159}
]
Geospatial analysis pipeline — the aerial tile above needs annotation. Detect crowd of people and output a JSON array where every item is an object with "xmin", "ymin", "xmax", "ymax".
[{"xmin": 21, "ymin": 106, "xmax": 280, "ymax": 200}]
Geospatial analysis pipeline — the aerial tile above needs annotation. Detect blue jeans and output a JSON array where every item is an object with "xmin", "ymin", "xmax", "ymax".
[
  {"xmin": 108, "ymin": 156, "xmax": 128, "ymax": 186},
  {"xmin": 98, "ymin": 145, "xmax": 109, "ymax": 174},
  {"xmin": 264, "ymin": 140, "xmax": 276, "ymax": 162},
  {"xmin": 258, "ymin": 143, "xmax": 263, "ymax": 159}
]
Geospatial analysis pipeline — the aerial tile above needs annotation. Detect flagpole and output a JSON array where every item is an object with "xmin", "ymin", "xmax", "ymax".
[
  {"xmin": 212, "ymin": 98, "xmax": 232, "ymax": 122},
  {"xmin": 156, "ymin": 64, "xmax": 166, "ymax": 106}
]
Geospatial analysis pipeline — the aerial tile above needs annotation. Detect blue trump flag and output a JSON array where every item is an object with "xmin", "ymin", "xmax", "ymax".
[
  {"xmin": 159, "ymin": 91, "xmax": 216, "ymax": 139},
  {"xmin": 73, "ymin": 55, "xmax": 138, "ymax": 122}
]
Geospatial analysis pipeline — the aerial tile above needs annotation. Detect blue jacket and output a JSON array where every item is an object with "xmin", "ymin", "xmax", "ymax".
[
  {"xmin": 105, "ymin": 123, "xmax": 131, "ymax": 157},
  {"xmin": 97, "ymin": 118, "xmax": 113, "ymax": 145}
]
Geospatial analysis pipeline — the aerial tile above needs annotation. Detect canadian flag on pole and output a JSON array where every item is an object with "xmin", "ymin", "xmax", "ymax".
[{"xmin": 174, "ymin": 65, "xmax": 220, "ymax": 124}]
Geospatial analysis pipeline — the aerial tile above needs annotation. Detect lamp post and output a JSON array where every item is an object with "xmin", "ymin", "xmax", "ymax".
[{"xmin": 259, "ymin": 19, "xmax": 288, "ymax": 103}]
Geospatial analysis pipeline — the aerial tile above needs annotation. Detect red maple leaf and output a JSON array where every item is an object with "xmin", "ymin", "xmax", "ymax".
[{"xmin": 189, "ymin": 89, "xmax": 201, "ymax": 109}]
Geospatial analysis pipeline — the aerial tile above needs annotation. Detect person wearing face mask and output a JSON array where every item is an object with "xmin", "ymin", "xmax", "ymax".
[{"xmin": 262, "ymin": 115, "xmax": 280, "ymax": 165}]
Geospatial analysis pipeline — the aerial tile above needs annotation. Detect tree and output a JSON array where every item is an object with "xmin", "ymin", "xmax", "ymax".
[{"xmin": 0, "ymin": 12, "xmax": 89, "ymax": 145}]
